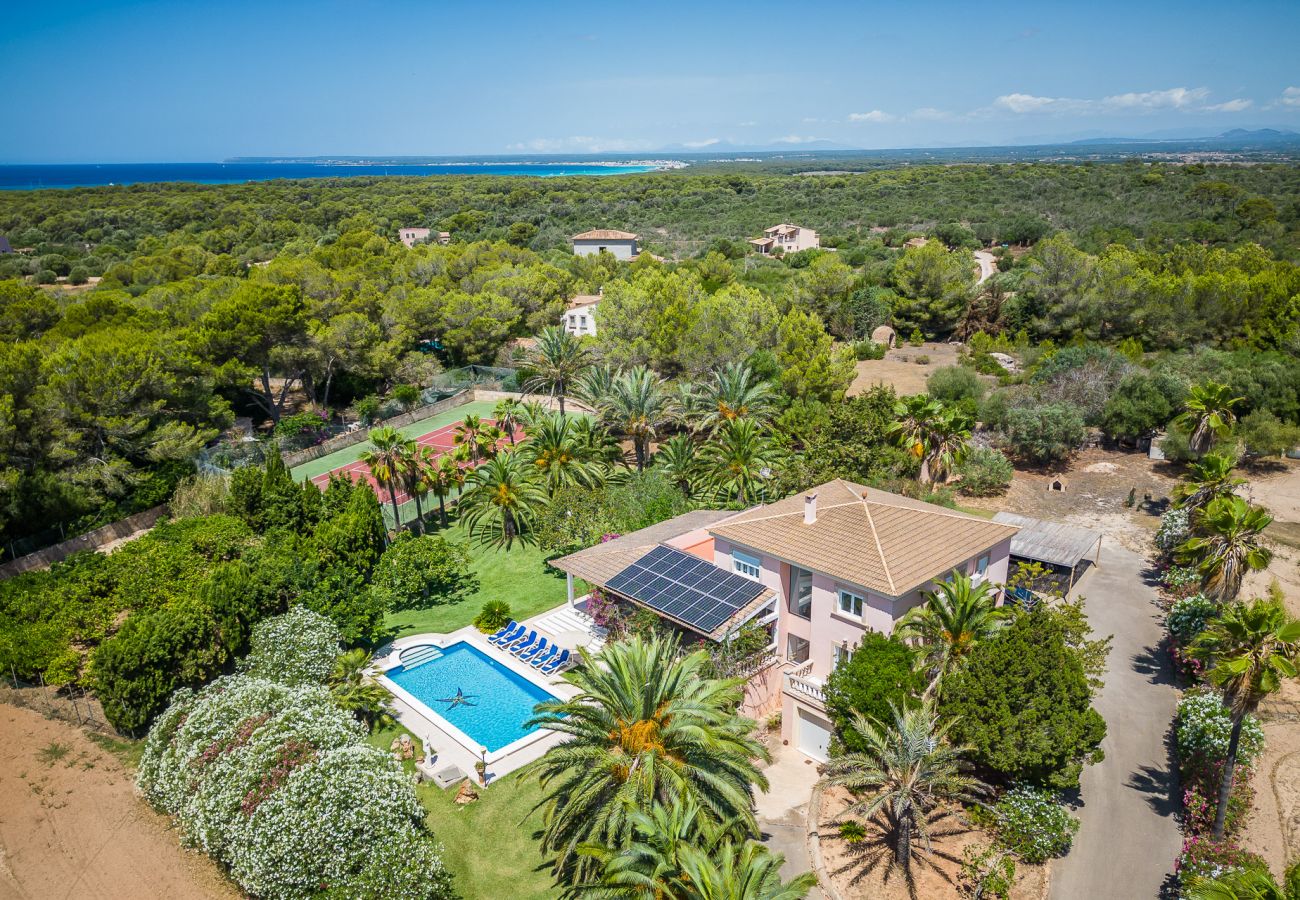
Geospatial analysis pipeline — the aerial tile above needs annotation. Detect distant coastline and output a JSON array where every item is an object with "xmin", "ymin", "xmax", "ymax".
[{"xmin": 0, "ymin": 159, "xmax": 679, "ymax": 191}]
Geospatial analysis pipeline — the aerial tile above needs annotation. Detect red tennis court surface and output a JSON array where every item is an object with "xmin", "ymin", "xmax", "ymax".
[{"xmin": 309, "ymin": 419, "xmax": 522, "ymax": 505}]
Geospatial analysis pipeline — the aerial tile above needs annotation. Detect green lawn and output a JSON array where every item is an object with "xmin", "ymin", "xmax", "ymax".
[
  {"xmin": 289, "ymin": 399, "xmax": 500, "ymax": 483},
  {"xmin": 383, "ymin": 520, "xmax": 570, "ymax": 638},
  {"xmin": 416, "ymin": 772, "xmax": 558, "ymax": 900}
]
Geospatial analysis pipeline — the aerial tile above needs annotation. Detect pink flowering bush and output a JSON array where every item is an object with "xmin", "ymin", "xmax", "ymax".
[{"xmin": 1176, "ymin": 834, "xmax": 1269, "ymax": 891}]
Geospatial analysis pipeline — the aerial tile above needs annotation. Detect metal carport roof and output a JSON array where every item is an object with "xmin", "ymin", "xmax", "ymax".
[{"xmin": 991, "ymin": 512, "xmax": 1103, "ymax": 570}]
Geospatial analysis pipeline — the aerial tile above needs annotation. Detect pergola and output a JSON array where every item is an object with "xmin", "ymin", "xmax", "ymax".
[{"xmin": 992, "ymin": 512, "xmax": 1104, "ymax": 591}]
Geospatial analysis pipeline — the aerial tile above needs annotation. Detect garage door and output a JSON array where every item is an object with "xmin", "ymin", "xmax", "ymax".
[{"xmin": 796, "ymin": 708, "xmax": 832, "ymax": 762}]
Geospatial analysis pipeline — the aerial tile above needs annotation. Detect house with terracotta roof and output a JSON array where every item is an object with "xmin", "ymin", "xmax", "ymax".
[
  {"xmin": 749, "ymin": 223, "xmax": 819, "ymax": 255},
  {"xmin": 561, "ymin": 293, "xmax": 600, "ymax": 337},
  {"xmin": 571, "ymin": 229, "xmax": 639, "ymax": 260},
  {"xmin": 398, "ymin": 227, "xmax": 451, "ymax": 248},
  {"xmin": 551, "ymin": 478, "xmax": 1018, "ymax": 761}
]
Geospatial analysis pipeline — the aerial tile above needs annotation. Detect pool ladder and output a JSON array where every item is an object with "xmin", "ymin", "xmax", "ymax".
[{"xmin": 399, "ymin": 645, "xmax": 444, "ymax": 670}]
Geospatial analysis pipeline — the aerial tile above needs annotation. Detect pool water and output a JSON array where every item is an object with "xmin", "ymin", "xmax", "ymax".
[{"xmin": 386, "ymin": 641, "xmax": 559, "ymax": 752}]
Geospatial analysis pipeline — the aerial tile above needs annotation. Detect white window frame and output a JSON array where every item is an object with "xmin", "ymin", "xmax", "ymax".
[
  {"xmin": 976, "ymin": 554, "xmax": 990, "ymax": 575},
  {"xmin": 732, "ymin": 550, "xmax": 762, "ymax": 580},
  {"xmin": 787, "ymin": 633, "xmax": 810, "ymax": 665},
  {"xmin": 837, "ymin": 588, "xmax": 865, "ymax": 619},
  {"xmin": 833, "ymin": 643, "xmax": 851, "ymax": 669}
]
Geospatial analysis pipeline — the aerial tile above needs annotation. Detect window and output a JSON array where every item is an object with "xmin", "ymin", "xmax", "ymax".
[
  {"xmin": 787, "ymin": 634, "xmax": 810, "ymax": 665},
  {"xmin": 976, "ymin": 554, "xmax": 990, "ymax": 575},
  {"xmin": 732, "ymin": 550, "xmax": 761, "ymax": 580},
  {"xmin": 834, "ymin": 644, "xmax": 851, "ymax": 669},
  {"xmin": 579, "ymin": 315, "xmax": 587, "ymax": 327},
  {"xmin": 790, "ymin": 567, "xmax": 812, "ymax": 619},
  {"xmin": 837, "ymin": 589, "xmax": 864, "ymax": 619}
]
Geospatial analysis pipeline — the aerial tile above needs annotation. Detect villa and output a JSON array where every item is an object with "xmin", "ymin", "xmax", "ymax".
[
  {"xmin": 561, "ymin": 294, "xmax": 600, "ymax": 337},
  {"xmin": 551, "ymin": 479, "xmax": 1018, "ymax": 761},
  {"xmin": 399, "ymin": 227, "xmax": 451, "ymax": 248},
  {"xmin": 571, "ymin": 228, "xmax": 639, "ymax": 260},
  {"xmin": 749, "ymin": 223, "xmax": 820, "ymax": 255}
]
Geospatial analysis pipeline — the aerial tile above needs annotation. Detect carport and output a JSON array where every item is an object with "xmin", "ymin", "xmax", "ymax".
[{"xmin": 992, "ymin": 512, "xmax": 1104, "ymax": 592}]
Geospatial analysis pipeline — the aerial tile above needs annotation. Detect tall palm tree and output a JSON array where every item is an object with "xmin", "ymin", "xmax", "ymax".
[
  {"xmin": 426, "ymin": 453, "xmax": 465, "ymax": 529},
  {"xmin": 1186, "ymin": 861, "xmax": 1300, "ymax": 900},
  {"xmin": 523, "ymin": 413, "xmax": 603, "ymax": 493},
  {"xmin": 328, "ymin": 648, "xmax": 396, "ymax": 731},
  {"xmin": 599, "ymin": 366, "xmax": 677, "ymax": 472},
  {"xmin": 1177, "ymin": 495, "xmax": 1273, "ymax": 602},
  {"xmin": 888, "ymin": 396, "xmax": 968, "ymax": 485},
  {"xmin": 894, "ymin": 571, "xmax": 1008, "ymax": 695},
  {"xmin": 1179, "ymin": 381, "xmax": 1245, "ymax": 456},
  {"xmin": 494, "ymin": 397, "xmax": 523, "ymax": 446},
  {"xmin": 702, "ymin": 419, "xmax": 782, "ymax": 505},
  {"xmin": 675, "ymin": 841, "xmax": 818, "ymax": 900},
  {"xmin": 360, "ymin": 425, "xmax": 413, "ymax": 530},
  {"xmin": 400, "ymin": 443, "xmax": 438, "ymax": 532},
  {"xmin": 700, "ymin": 362, "xmax": 777, "ymax": 432},
  {"xmin": 523, "ymin": 634, "xmax": 769, "ymax": 886},
  {"xmin": 570, "ymin": 415, "xmax": 623, "ymax": 466},
  {"xmin": 654, "ymin": 433, "xmax": 700, "ymax": 497},
  {"xmin": 819, "ymin": 701, "xmax": 986, "ymax": 870},
  {"xmin": 454, "ymin": 414, "xmax": 490, "ymax": 462},
  {"xmin": 670, "ymin": 381, "xmax": 706, "ymax": 433},
  {"xmin": 458, "ymin": 452, "xmax": 548, "ymax": 549},
  {"xmin": 575, "ymin": 362, "xmax": 620, "ymax": 411},
  {"xmin": 1190, "ymin": 597, "xmax": 1300, "ymax": 839},
  {"xmin": 525, "ymin": 325, "xmax": 591, "ymax": 416},
  {"xmin": 1175, "ymin": 452, "xmax": 1245, "ymax": 515}
]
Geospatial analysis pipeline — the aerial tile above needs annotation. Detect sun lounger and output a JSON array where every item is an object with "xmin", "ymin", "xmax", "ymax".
[
  {"xmin": 488, "ymin": 621, "xmax": 521, "ymax": 646},
  {"xmin": 520, "ymin": 638, "xmax": 549, "ymax": 663},
  {"xmin": 508, "ymin": 630, "xmax": 537, "ymax": 655},
  {"xmin": 530, "ymin": 645, "xmax": 558, "ymax": 669},
  {"xmin": 540, "ymin": 648, "xmax": 570, "ymax": 675}
]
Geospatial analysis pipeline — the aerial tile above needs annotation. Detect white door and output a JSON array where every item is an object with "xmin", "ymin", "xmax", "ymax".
[{"xmin": 796, "ymin": 708, "xmax": 832, "ymax": 762}]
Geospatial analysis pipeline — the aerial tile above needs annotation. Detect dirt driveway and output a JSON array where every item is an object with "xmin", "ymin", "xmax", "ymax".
[
  {"xmin": 849, "ymin": 342, "xmax": 984, "ymax": 397},
  {"xmin": 0, "ymin": 704, "xmax": 236, "ymax": 899}
]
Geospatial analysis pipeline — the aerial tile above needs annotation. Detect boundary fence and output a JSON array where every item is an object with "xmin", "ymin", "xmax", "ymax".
[
  {"xmin": 0, "ymin": 504, "xmax": 169, "ymax": 579},
  {"xmin": 0, "ymin": 670, "xmax": 125, "ymax": 737}
]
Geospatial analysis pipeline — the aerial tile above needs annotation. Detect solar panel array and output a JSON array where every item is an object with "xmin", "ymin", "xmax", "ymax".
[{"xmin": 606, "ymin": 545, "xmax": 768, "ymax": 634}]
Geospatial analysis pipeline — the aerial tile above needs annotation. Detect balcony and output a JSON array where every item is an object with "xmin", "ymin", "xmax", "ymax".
[{"xmin": 784, "ymin": 660, "xmax": 826, "ymax": 706}]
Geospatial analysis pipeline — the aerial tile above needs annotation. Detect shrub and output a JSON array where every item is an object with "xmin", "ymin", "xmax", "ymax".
[
  {"xmin": 838, "ymin": 820, "xmax": 868, "ymax": 845},
  {"xmin": 928, "ymin": 365, "xmax": 986, "ymax": 405},
  {"xmin": 957, "ymin": 447, "xmax": 1014, "ymax": 497},
  {"xmin": 371, "ymin": 533, "xmax": 475, "ymax": 611},
  {"xmin": 354, "ymin": 396, "xmax": 381, "ymax": 425},
  {"xmin": 1238, "ymin": 409, "xmax": 1300, "ymax": 457},
  {"xmin": 992, "ymin": 786, "xmax": 1079, "ymax": 863},
  {"xmin": 242, "ymin": 607, "xmax": 342, "ymax": 687},
  {"xmin": 1166, "ymin": 594, "xmax": 1218, "ymax": 646},
  {"xmin": 853, "ymin": 340, "xmax": 885, "ymax": 361},
  {"xmin": 1175, "ymin": 690, "xmax": 1264, "ymax": 779},
  {"xmin": 1176, "ymin": 835, "xmax": 1269, "ymax": 892},
  {"xmin": 908, "ymin": 327, "xmax": 924, "ymax": 346},
  {"xmin": 1155, "ymin": 508, "xmax": 1191, "ymax": 556},
  {"xmin": 273, "ymin": 411, "xmax": 327, "ymax": 438},
  {"xmin": 473, "ymin": 600, "xmax": 512, "ymax": 633},
  {"xmin": 915, "ymin": 354, "xmax": 931, "ymax": 365},
  {"xmin": 1000, "ymin": 403, "xmax": 1085, "ymax": 464},
  {"xmin": 823, "ymin": 632, "xmax": 925, "ymax": 754}
]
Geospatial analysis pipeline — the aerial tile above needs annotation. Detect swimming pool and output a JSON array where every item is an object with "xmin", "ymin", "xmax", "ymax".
[{"xmin": 384, "ymin": 641, "xmax": 559, "ymax": 753}]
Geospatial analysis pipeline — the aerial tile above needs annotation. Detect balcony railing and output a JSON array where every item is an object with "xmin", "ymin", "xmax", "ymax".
[{"xmin": 784, "ymin": 660, "xmax": 826, "ymax": 704}]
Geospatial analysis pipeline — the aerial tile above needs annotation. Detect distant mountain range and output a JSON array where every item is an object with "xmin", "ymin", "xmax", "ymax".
[
  {"xmin": 1066, "ymin": 128, "xmax": 1300, "ymax": 146},
  {"xmin": 656, "ymin": 139, "xmax": 861, "ymax": 153}
]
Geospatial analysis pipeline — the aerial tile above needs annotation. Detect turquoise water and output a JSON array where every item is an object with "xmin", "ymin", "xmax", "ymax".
[
  {"xmin": 386, "ymin": 641, "xmax": 559, "ymax": 752},
  {"xmin": 0, "ymin": 162, "xmax": 658, "ymax": 190}
]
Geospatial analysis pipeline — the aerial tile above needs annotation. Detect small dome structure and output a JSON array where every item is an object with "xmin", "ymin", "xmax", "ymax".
[{"xmin": 871, "ymin": 326, "xmax": 897, "ymax": 349}]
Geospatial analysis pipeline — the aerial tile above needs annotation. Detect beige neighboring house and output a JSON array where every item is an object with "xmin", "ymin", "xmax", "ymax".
[
  {"xmin": 749, "ymin": 223, "xmax": 819, "ymax": 255},
  {"xmin": 398, "ymin": 227, "xmax": 451, "ymax": 248},
  {"xmin": 572, "ymin": 229, "xmax": 639, "ymax": 260},
  {"xmin": 902, "ymin": 236, "xmax": 929, "ymax": 249},
  {"xmin": 561, "ymin": 294, "xmax": 600, "ymax": 337}
]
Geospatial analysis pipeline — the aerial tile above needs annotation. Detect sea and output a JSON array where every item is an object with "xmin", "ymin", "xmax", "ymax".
[{"xmin": 0, "ymin": 161, "xmax": 661, "ymax": 190}]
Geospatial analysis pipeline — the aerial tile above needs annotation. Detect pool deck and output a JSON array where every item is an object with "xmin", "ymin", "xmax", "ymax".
[{"xmin": 375, "ymin": 618, "xmax": 586, "ymax": 786}]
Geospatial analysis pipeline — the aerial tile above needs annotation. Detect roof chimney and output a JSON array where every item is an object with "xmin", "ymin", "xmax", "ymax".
[{"xmin": 804, "ymin": 493, "xmax": 818, "ymax": 525}]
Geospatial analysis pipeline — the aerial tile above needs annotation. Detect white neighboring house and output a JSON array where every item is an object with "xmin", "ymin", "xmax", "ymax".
[
  {"xmin": 398, "ymin": 227, "xmax": 451, "ymax": 248},
  {"xmin": 561, "ymin": 294, "xmax": 600, "ymax": 337},
  {"xmin": 572, "ymin": 229, "xmax": 639, "ymax": 260},
  {"xmin": 749, "ymin": 223, "xmax": 819, "ymax": 255}
]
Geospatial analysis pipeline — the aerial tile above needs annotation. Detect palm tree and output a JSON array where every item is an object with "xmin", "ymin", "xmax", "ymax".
[
  {"xmin": 1179, "ymin": 381, "xmax": 1245, "ymax": 456},
  {"xmin": 494, "ymin": 397, "xmax": 523, "ymax": 446},
  {"xmin": 1175, "ymin": 452, "xmax": 1245, "ymax": 515},
  {"xmin": 1177, "ymin": 495, "xmax": 1273, "ymax": 602},
  {"xmin": 574, "ymin": 362, "xmax": 620, "ymax": 413},
  {"xmin": 523, "ymin": 634, "xmax": 769, "ymax": 886},
  {"xmin": 328, "ymin": 649, "xmax": 396, "ymax": 731},
  {"xmin": 702, "ymin": 419, "xmax": 782, "ymax": 505},
  {"xmin": 360, "ymin": 425, "xmax": 413, "ymax": 530},
  {"xmin": 599, "ymin": 366, "xmax": 678, "ymax": 472},
  {"xmin": 524, "ymin": 325, "xmax": 591, "ymax": 416},
  {"xmin": 670, "ymin": 381, "xmax": 706, "ymax": 433},
  {"xmin": 518, "ymin": 399, "xmax": 552, "ymax": 429},
  {"xmin": 454, "ymin": 414, "xmax": 489, "ymax": 462},
  {"xmin": 1186, "ymin": 861, "xmax": 1300, "ymax": 899},
  {"xmin": 654, "ymin": 434, "xmax": 700, "ymax": 497},
  {"xmin": 1190, "ymin": 597, "xmax": 1300, "ymax": 839},
  {"xmin": 570, "ymin": 415, "xmax": 624, "ymax": 466},
  {"xmin": 426, "ymin": 453, "xmax": 465, "ymax": 528},
  {"xmin": 700, "ymin": 362, "xmax": 776, "ymax": 432},
  {"xmin": 676, "ymin": 841, "xmax": 818, "ymax": 900},
  {"xmin": 476, "ymin": 423, "xmax": 506, "ymax": 461},
  {"xmin": 894, "ymin": 571, "xmax": 1008, "ymax": 695},
  {"xmin": 889, "ymin": 396, "xmax": 972, "ymax": 485},
  {"xmin": 523, "ymin": 413, "xmax": 603, "ymax": 493},
  {"xmin": 458, "ymin": 452, "xmax": 548, "ymax": 548},
  {"xmin": 400, "ymin": 444, "xmax": 438, "ymax": 532},
  {"xmin": 819, "ymin": 701, "xmax": 986, "ymax": 870}
]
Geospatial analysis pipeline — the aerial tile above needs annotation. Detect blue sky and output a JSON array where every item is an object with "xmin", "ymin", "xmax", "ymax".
[{"xmin": 2, "ymin": 0, "xmax": 1298, "ymax": 162}]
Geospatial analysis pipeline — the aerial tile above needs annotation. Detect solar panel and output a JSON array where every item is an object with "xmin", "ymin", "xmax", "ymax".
[{"xmin": 604, "ymin": 545, "xmax": 768, "ymax": 635}]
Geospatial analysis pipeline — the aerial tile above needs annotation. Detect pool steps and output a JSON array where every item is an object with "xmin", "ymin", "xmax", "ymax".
[{"xmin": 398, "ymin": 645, "xmax": 445, "ymax": 670}]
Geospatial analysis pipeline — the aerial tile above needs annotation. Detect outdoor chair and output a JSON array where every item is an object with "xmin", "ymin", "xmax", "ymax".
[
  {"xmin": 519, "ymin": 638, "xmax": 549, "ymax": 663},
  {"xmin": 506, "ymin": 629, "xmax": 537, "ymax": 654},
  {"xmin": 529, "ymin": 645, "xmax": 559, "ymax": 669},
  {"xmin": 487, "ymin": 621, "xmax": 521, "ymax": 646},
  {"xmin": 540, "ymin": 648, "xmax": 570, "ymax": 675}
]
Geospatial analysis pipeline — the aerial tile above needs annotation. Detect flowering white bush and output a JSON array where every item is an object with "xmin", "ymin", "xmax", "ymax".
[
  {"xmin": 1156, "ymin": 507, "xmax": 1191, "ymax": 554},
  {"xmin": 242, "ymin": 606, "xmax": 341, "ymax": 685},
  {"xmin": 1166, "ymin": 594, "xmax": 1218, "ymax": 646},
  {"xmin": 993, "ymin": 785, "xmax": 1079, "ymax": 863},
  {"xmin": 1176, "ymin": 690, "xmax": 1264, "ymax": 769}
]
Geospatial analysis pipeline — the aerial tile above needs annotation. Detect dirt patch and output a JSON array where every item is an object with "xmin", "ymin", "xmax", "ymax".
[
  {"xmin": 816, "ymin": 787, "xmax": 1046, "ymax": 899},
  {"xmin": 1239, "ymin": 712, "xmax": 1300, "ymax": 876},
  {"xmin": 849, "ymin": 342, "xmax": 989, "ymax": 398},
  {"xmin": 0, "ymin": 703, "xmax": 237, "ymax": 899}
]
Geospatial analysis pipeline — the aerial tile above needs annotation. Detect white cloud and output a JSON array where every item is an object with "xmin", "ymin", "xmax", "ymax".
[
  {"xmin": 1278, "ymin": 87, "xmax": 1300, "ymax": 108},
  {"xmin": 849, "ymin": 110, "xmax": 895, "ymax": 123},
  {"xmin": 909, "ymin": 107, "xmax": 953, "ymax": 121},
  {"xmin": 506, "ymin": 135, "xmax": 653, "ymax": 153},
  {"xmin": 1204, "ymin": 98, "xmax": 1253, "ymax": 113},
  {"xmin": 992, "ymin": 86, "xmax": 1221, "ymax": 116},
  {"xmin": 680, "ymin": 138, "xmax": 721, "ymax": 148}
]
